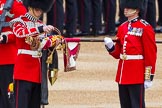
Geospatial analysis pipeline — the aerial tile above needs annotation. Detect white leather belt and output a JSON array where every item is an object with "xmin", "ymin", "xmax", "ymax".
[
  {"xmin": 120, "ymin": 54, "xmax": 143, "ymax": 60},
  {"xmin": 1, "ymin": 31, "xmax": 13, "ymax": 36},
  {"xmin": 18, "ymin": 49, "xmax": 42, "ymax": 58}
]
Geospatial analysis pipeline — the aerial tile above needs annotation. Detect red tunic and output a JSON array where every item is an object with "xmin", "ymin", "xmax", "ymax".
[
  {"xmin": 10, "ymin": 13, "xmax": 55, "ymax": 83},
  {"xmin": 0, "ymin": 0, "xmax": 27, "ymax": 65},
  {"xmin": 110, "ymin": 18, "xmax": 157, "ymax": 84}
]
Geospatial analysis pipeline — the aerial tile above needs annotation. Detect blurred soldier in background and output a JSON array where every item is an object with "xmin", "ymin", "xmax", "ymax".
[
  {"xmin": 157, "ymin": 0, "xmax": 162, "ymax": 26},
  {"xmin": 47, "ymin": 0, "xmax": 64, "ymax": 34},
  {"xmin": 102, "ymin": 0, "xmax": 117, "ymax": 36},
  {"xmin": 64, "ymin": 0, "xmax": 78, "ymax": 37},
  {"xmin": 143, "ymin": 0, "xmax": 156, "ymax": 29},
  {"xmin": 47, "ymin": 0, "xmax": 78, "ymax": 38},
  {"xmin": 154, "ymin": 0, "xmax": 162, "ymax": 33},
  {"xmin": 0, "ymin": 0, "xmax": 26, "ymax": 108},
  {"xmin": 116, "ymin": 0, "xmax": 127, "ymax": 26},
  {"xmin": 77, "ymin": 0, "xmax": 102, "ymax": 36}
]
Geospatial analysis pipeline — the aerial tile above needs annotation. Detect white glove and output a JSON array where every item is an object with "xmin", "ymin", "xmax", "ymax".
[
  {"xmin": 43, "ymin": 25, "xmax": 55, "ymax": 34},
  {"xmin": 144, "ymin": 80, "xmax": 153, "ymax": 89},
  {"xmin": 104, "ymin": 37, "xmax": 114, "ymax": 49}
]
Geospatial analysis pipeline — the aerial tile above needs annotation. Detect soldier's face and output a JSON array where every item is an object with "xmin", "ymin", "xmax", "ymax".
[
  {"xmin": 29, "ymin": 7, "xmax": 43, "ymax": 19},
  {"xmin": 124, "ymin": 8, "xmax": 138, "ymax": 18},
  {"xmin": 33, "ymin": 8, "xmax": 43, "ymax": 18}
]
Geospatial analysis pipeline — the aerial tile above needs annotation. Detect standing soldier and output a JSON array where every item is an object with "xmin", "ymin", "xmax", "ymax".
[
  {"xmin": 9, "ymin": 0, "xmax": 63, "ymax": 108},
  {"xmin": 104, "ymin": 0, "xmax": 157, "ymax": 107},
  {"xmin": 143, "ymin": 0, "xmax": 156, "ymax": 29},
  {"xmin": 64, "ymin": 0, "xmax": 78, "ymax": 37},
  {"xmin": 157, "ymin": 0, "xmax": 162, "ymax": 26},
  {"xmin": 154, "ymin": 0, "xmax": 162, "ymax": 33},
  {"xmin": 0, "ymin": 0, "xmax": 26, "ymax": 108},
  {"xmin": 47, "ymin": 0, "xmax": 64, "ymax": 34},
  {"xmin": 77, "ymin": 0, "xmax": 102, "ymax": 36},
  {"xmin": 116, "ymin": 0, "xmax": 128, "ymax": 27},
  {"xmin": 102, "ymin": 0, "xmax": 117, "ymax": 36}
]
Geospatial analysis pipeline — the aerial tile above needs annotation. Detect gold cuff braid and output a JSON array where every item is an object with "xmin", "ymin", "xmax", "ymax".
[{"xmin": 145, "ymin": 66, "xmax": 152, "ymax": 80}]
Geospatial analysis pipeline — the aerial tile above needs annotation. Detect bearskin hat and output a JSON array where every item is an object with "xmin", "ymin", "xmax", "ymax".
[
  {"xmin": 121, "ymin": 0, "xmax": 144, "ymax": 10},
  {"xmin": 23, "ymin": 0, "xmax": 55, "ymax": 12}
]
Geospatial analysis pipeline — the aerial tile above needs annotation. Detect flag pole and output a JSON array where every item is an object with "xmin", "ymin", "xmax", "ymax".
[
  {"xmin": 66, "ymin": 37, "xmax": 162, "ymax": 43},
  {"xmin": 79, "ymin": 38, "xmax": 118, "ymax": 42},
  {"xmin": 156, "ymin": 40, "xmax": 162, "ymax": 43}
]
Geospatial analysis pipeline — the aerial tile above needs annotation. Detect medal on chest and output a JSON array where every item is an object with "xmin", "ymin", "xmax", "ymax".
[{"xmin": 127, "ymin": 27, "xmax": 143, "ymax": 36}]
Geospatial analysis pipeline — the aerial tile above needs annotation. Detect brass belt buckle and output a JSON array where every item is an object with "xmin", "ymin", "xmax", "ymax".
[
  {"xmin": 122, "ymin": 54, "xmax": 127, "ymax": 60},
  {"xmin": 37, "ymin": 51, "xmax": 42, "ymax": 57}
]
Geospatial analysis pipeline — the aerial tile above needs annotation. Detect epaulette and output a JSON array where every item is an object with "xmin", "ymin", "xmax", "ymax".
[
  {"xmin": 140, "ymin": 19, "xmax": 149, "ymax": 26},
  {"xmin": 9, "ymin": 16, "xmax": 25, "ymax": 27}
]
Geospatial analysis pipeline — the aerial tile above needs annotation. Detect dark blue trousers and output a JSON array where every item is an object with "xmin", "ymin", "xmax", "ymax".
[
  {"xmin": 118, "ymin": 84, "xmax": 145, "ymax": 108},
  {"xmin": 0, "ymin": 65, "xmax": 14, "ymax": 108},
  {"xmin": 102, "ymin": 0, "xmax": 117, "ymax": 34},
  {"xmin": 47, "ymin": 0, "xmax": 64, "ymax": 34},
  {"xmin": 14, "ymin": 80, "xmax": 41, "ymax": 108}
]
